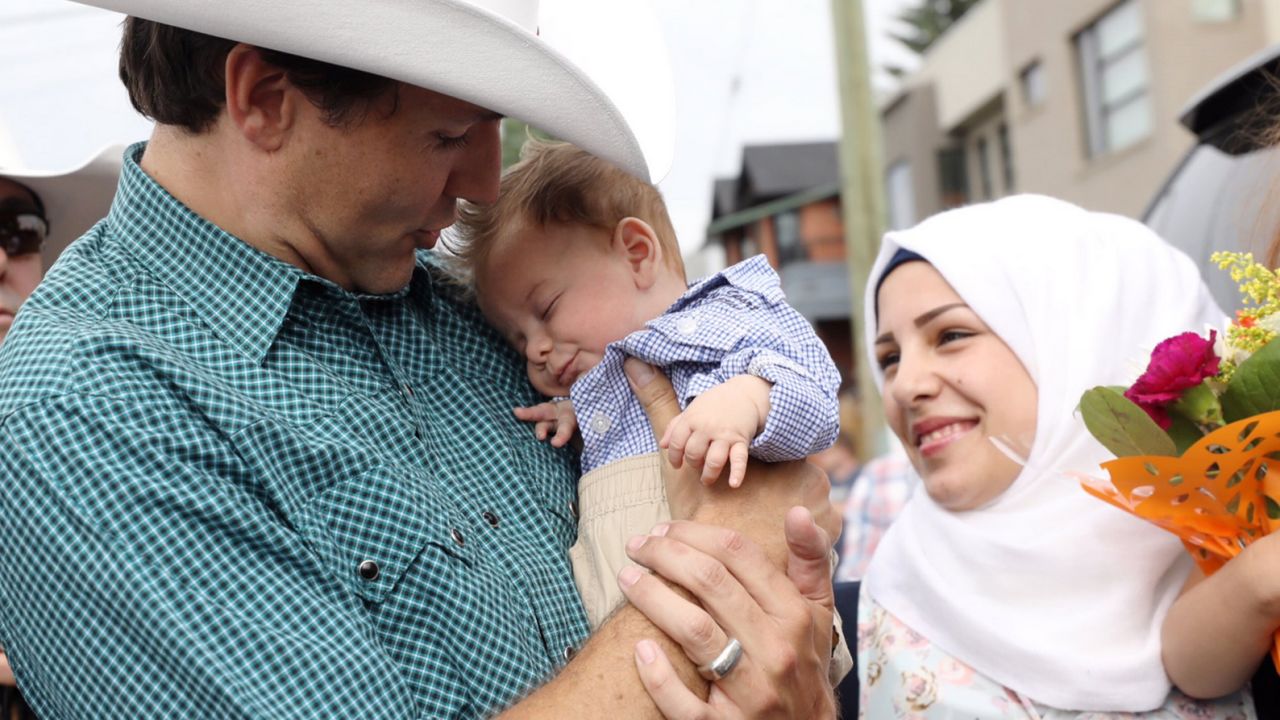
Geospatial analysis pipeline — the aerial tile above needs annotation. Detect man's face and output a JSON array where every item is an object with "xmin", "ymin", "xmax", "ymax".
[
  {"xmin": 279, "ymin": 84, "xmax": 503, "ymax": 294},
  {"xmin": 0, "ymin": 177, "xmax": 46, "ymax": 344}
]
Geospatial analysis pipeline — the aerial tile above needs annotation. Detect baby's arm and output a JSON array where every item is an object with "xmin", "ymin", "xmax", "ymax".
[
  {"xmin": 513, "ymin": 398, "xmax": 578, "ymax": 448},
  {"xmin": 1161, "ymin": 533, "xmax": 1280, "ymax": 698},
  {"xmin": 661, "ymin": 374, "xmax": 772, "ymax": 488}
]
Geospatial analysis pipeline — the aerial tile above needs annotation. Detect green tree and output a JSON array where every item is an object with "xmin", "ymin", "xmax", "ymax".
[
  {"xmin": 501, "ymin": 118, "xmax": 555, "ymax": 169},
  {"xmin": 889, "ymin": 0, "xmax": 982, "ymax": 63}
]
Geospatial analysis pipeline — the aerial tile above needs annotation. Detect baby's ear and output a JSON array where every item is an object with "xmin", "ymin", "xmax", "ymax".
[{"xmin": 613, "ymin": 217, "xmax": 663, "ymax": 289}]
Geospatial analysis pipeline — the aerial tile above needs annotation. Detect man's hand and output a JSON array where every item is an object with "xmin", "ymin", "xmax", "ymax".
[
  {"xmin": 620, "ymin": 510, "xmax": 837, "ymax": 718},
  {"xmin": 620, "ymin": 358, "xmax": 838, "ymax": 717},
  {"xmin": 624, "ymin": 359, "xmax": 838, "ymax": 551},
  {"xmin": 661, "ymin": 376, "xmax": 771, "ymax": 488},
  {"xmin": 513, "ymin": 399, "xmax": 577, "ymax": 448},
  {"xmin": 498, "ymin": 360, "xmax": 838, "ymax": 720}
]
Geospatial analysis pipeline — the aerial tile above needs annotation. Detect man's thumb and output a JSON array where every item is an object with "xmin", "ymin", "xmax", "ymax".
[
  {"xmin": 624, "ymin": 357, "xmax": 680, "ymax": 444},
  {"xmin": 784, "ymin": 506, "xmax": 835, "ymax": 606}
]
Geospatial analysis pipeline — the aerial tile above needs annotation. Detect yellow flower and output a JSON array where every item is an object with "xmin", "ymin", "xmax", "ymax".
[{"xmin": 1210, "ymin": 252, "xmax": 1280, "ymax": 381}]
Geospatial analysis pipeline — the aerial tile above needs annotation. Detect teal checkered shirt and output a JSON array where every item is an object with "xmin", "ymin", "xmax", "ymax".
[{"xmin": 0, "ymin": 144, "xmax": 589, "ymax": 719}]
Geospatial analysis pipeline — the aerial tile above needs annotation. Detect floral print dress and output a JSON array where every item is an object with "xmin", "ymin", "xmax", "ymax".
[{"xmin": 856, "ymin": 585, "xmax": 1255, "ymax": 720}]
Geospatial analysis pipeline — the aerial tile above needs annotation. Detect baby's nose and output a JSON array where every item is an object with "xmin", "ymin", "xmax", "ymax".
[{"xmin": 525, "ymin": 338, "xmax": 552, "ymax": 362}]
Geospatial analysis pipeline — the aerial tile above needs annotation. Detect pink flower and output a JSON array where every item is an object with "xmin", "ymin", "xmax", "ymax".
[{"xmin": 1124, "ymin": 330, "xmax": 1219, "ymax": 429}]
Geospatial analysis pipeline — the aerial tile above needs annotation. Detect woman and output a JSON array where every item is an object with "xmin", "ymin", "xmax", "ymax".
[{"xmin": 858, "ymin": 194, "xmax": 1252, "ymax": 717}]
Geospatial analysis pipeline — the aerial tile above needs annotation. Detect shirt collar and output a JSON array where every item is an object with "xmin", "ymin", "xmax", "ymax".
[
  {"xmin": 109, "ymin": 142, "xmax": 307, "ymax": 364},
  {"xmin": 668, "ymin": 253, "xmax": 784, "ymax": 313}
]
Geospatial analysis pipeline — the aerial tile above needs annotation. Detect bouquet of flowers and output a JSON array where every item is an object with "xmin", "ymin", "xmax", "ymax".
[{"xmin": 1079, "ymin": 252, "xmax": 1280, "ymax": 666}]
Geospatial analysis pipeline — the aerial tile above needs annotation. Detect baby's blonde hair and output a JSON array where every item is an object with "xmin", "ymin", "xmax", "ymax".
[{"xmin": 452, "ymin": 139, "xmax": 684, "ymax": 288}]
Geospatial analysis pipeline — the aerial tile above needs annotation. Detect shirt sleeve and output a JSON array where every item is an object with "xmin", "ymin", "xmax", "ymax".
[
  {"xmin": 624, "ymin": 290, "xmax": 842, "ymax": 463},
  {"xmin": 712, "ymin": 341, "xmax": 842, "ymax": 462},
  {"xmin": 0, "ymin": 394, "xmax": 420, "ymax": 720}
]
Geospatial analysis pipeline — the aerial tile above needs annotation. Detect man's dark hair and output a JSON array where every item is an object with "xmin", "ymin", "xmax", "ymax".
[{"xmin": 119, "ymin": 18, "xmax": 400, "ymax": 133}]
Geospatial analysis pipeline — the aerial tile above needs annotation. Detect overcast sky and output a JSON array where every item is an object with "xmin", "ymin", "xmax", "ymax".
[{"xmin": 0, "ymin": 0, "xmax": 918, "ymax": 262}]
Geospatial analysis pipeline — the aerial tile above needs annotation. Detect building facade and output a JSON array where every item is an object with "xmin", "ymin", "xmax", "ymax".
[
  {"xmin": 883, "ymin": 0, "xmax": 1280, "ymax": 227},
  {"xmin": 705, "ymin": 0, "xmax": 1280, "ymax": 397}
]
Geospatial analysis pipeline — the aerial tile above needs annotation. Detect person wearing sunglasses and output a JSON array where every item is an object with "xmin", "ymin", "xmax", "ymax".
[
  {"xmin": 0, "ymin": 145, "xmax": 123, "ymax": 720},
  {"xmin": 0, "ymin": 182, "xmax": 45, "ymax": 346}
]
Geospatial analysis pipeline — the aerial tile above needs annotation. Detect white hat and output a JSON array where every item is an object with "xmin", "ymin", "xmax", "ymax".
[
  {"xmin": 68, "ymin": 0, "xmax": 676, "ymax": 183},
  {"xmin": 0, "ymin": 145, "xmax": 125, "ymax": 269}
]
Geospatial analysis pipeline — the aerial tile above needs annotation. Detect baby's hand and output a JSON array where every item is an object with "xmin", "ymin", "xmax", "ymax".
[
  {"xmin": 660, "ymin": 376, "xmax": 772, "ymax": 488},
  {"xmin": 513, "ymin": 399, "xmax": 578, "ymax": 448}
]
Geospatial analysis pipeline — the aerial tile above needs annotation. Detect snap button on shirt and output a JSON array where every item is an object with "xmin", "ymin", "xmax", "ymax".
[
  {"xmin": 589, "ymin": 412, "xmax": 612, "ymax": 435},
  {"xmin": 358, "ymin": 560, "xmax": 381, "ymax": 581},
  {"xmin": 450, "ymin": 528, "xmax": 466, "ymax": 547},
  {"xmin": 482, "ymin": 511, "xmax": 500, "ymax": 528},
  {"xmin": 676, "ymin": 317, "xmax": 698, "ymax": 335}
]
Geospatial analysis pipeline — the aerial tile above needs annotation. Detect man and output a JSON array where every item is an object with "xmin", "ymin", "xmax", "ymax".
[
  {"xmin": 0, "ymin": 146, "xmax": 125, "ymax": 719},
  {"xmin": 0, "ymin": 3, "xmax": 839, "ymax": 718}
]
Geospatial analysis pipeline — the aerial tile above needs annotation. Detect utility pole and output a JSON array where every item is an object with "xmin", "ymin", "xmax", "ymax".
[{"xmin": 831, "ymin": 0, "xmax": 888, "ymax": 458}]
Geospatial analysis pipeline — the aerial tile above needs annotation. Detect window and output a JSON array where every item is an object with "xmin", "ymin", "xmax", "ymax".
[
  {"xmin": 976, "ymin": 137, "xmax": 993, "ymax": 200},
  {"xmin": 773, "ymin": 210, "xmax": 806, "ymax": 263},
  {"xmin": 937, "ymin": 146, "xmax": 968, "ymax": 208},
  {"xmin": 1021, "ymin": 61, "xmax": 1047, "ymax": 109},
  {"xmin": 998, "ymin": 123, "xmax": 1015, "ymax": 192},
  {"xmin": 1076, "ymin": 0, "xmax": 1153, "ymax": 156},
  {"xmin": 1191, "ymin": 0, "xmax": 1240, "ymax": 22},
  {"xmin": 885, "ymin": 161, "xmax": 916, "ymax": 231}
]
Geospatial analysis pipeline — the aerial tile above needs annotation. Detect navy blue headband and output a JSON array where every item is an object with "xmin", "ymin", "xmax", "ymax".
[{"xmin": 872, "ymin": 248, "xmax": 926, "ymax": 319}]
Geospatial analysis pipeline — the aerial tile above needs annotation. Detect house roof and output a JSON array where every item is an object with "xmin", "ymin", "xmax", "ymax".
[
  {"xmin": 741, "ymin": 141, "xmax": 840, "ymax": 200},
  {"xmin": 705, "ymin": 181, "xmax": 840, "ymax": 239},
  {"xmin": 712, "ymin": 178, "xmax": 738, "ymax": 219}
]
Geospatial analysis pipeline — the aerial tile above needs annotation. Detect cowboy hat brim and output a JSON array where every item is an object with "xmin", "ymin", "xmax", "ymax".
[
  {"xmin": 1, "ymin": 144, "xmax": 125, "ymax": 269},
  {"xmin": 69, "ymin": 0, "xmax": 675, "ymax": 183}
]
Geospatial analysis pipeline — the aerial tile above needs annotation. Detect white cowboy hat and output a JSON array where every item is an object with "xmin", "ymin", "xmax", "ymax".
[
  {"xmin": 67, "ymin": 0, "xmax": 676, "ymax": 183},
  {"xmin": 0, "ymin": 145, "xmax": 125, "ymax": 268}
]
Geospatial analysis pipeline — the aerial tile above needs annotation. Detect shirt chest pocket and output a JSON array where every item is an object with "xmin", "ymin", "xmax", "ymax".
[{"xmin": 296, "ymin": 465, "xmax": 474, "ymax": 603}]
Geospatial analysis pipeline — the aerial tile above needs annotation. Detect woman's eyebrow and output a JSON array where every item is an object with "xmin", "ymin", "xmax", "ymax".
[
  {"xmin": 913, "ymin": 302, "xmax": 968, "ymax": 328},
  {"xmin": 875, "ymin": 302, "xmax": 970, "ymax": 345}
]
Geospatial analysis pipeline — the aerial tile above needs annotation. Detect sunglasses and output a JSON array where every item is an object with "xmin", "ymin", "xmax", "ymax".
[{"xmin": 0, "ymin": 211, "xmax": 47, "ymax": 257}]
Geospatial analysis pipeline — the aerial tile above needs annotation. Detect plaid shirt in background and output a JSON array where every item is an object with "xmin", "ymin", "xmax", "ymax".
[
  {"xmin": 0, "ymin": 144, "xmax": 588, "ymax": 719},
  {"xmin": 570, "ymin": 255, "xmax": 842, "ymax": 472},
  {"xmin": 835, "ymin": 451, "xmax": 918, "ymax": 581}
]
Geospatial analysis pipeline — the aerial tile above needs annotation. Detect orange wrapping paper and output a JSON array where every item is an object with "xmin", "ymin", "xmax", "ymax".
[{"xmin": 1081, "ymin": 410, "xmax": 1280, "ymax": 669}]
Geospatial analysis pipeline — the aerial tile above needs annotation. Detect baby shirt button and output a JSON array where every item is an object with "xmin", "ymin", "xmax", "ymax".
[
  {"xmin": 589, "ymin": 412, "xmax": 612, "ymax": 434},
  {"xmin": 676, "ymin": 317, "xmax": 698, "ymax": 335}
]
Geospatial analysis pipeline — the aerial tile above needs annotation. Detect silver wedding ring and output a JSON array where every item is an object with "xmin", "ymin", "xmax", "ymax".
[{"xmin": 696, "ymin": 637, "xmax": 743, "ymax": 681}]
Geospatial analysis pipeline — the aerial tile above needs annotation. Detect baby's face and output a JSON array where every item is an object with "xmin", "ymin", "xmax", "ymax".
[{"xmin": 477, "ymin": 222, "xmax": 654, "ymax": 396}]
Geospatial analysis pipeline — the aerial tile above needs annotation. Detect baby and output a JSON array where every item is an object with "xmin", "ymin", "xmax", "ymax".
[{"xmin": 452, "ymin": 139, "xmax": 842, "ymax": 628}]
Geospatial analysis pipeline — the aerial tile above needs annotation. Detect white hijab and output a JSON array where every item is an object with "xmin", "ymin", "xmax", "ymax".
[{"xmin": 862, "ymin": 195, "xmax": 1227, "ymax": 711}]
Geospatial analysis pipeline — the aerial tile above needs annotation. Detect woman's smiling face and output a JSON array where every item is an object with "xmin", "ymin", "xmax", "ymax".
[{"xmin": 874, "ymin": 260, "xmax": 1038, "ymax": 511}]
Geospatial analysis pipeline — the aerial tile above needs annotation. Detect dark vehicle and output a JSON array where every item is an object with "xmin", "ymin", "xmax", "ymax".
[
  {"xmin": 1145, "ymin": 45, "xmax": 1280, "ymax": 313},
  {"xmin": 1145, "ymin": 45, "xmax": 1280, "ymax": 713}
]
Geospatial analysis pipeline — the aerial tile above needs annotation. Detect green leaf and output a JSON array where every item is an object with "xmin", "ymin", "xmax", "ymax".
[
  {"xmin": 1222, "ymin": 338, "xmax": 1280, "ymax": 422},
  {"xmin": 1172, "ymin": 381, "xmax": 1224, "ymax": 427},
  {"xmin": 1165, "ymin": 413, "xmax": 1204, "ymax": 456},
  {"xmin": 1079, "ymin": 387, "xmax": 1177, "ymax": 457}
]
